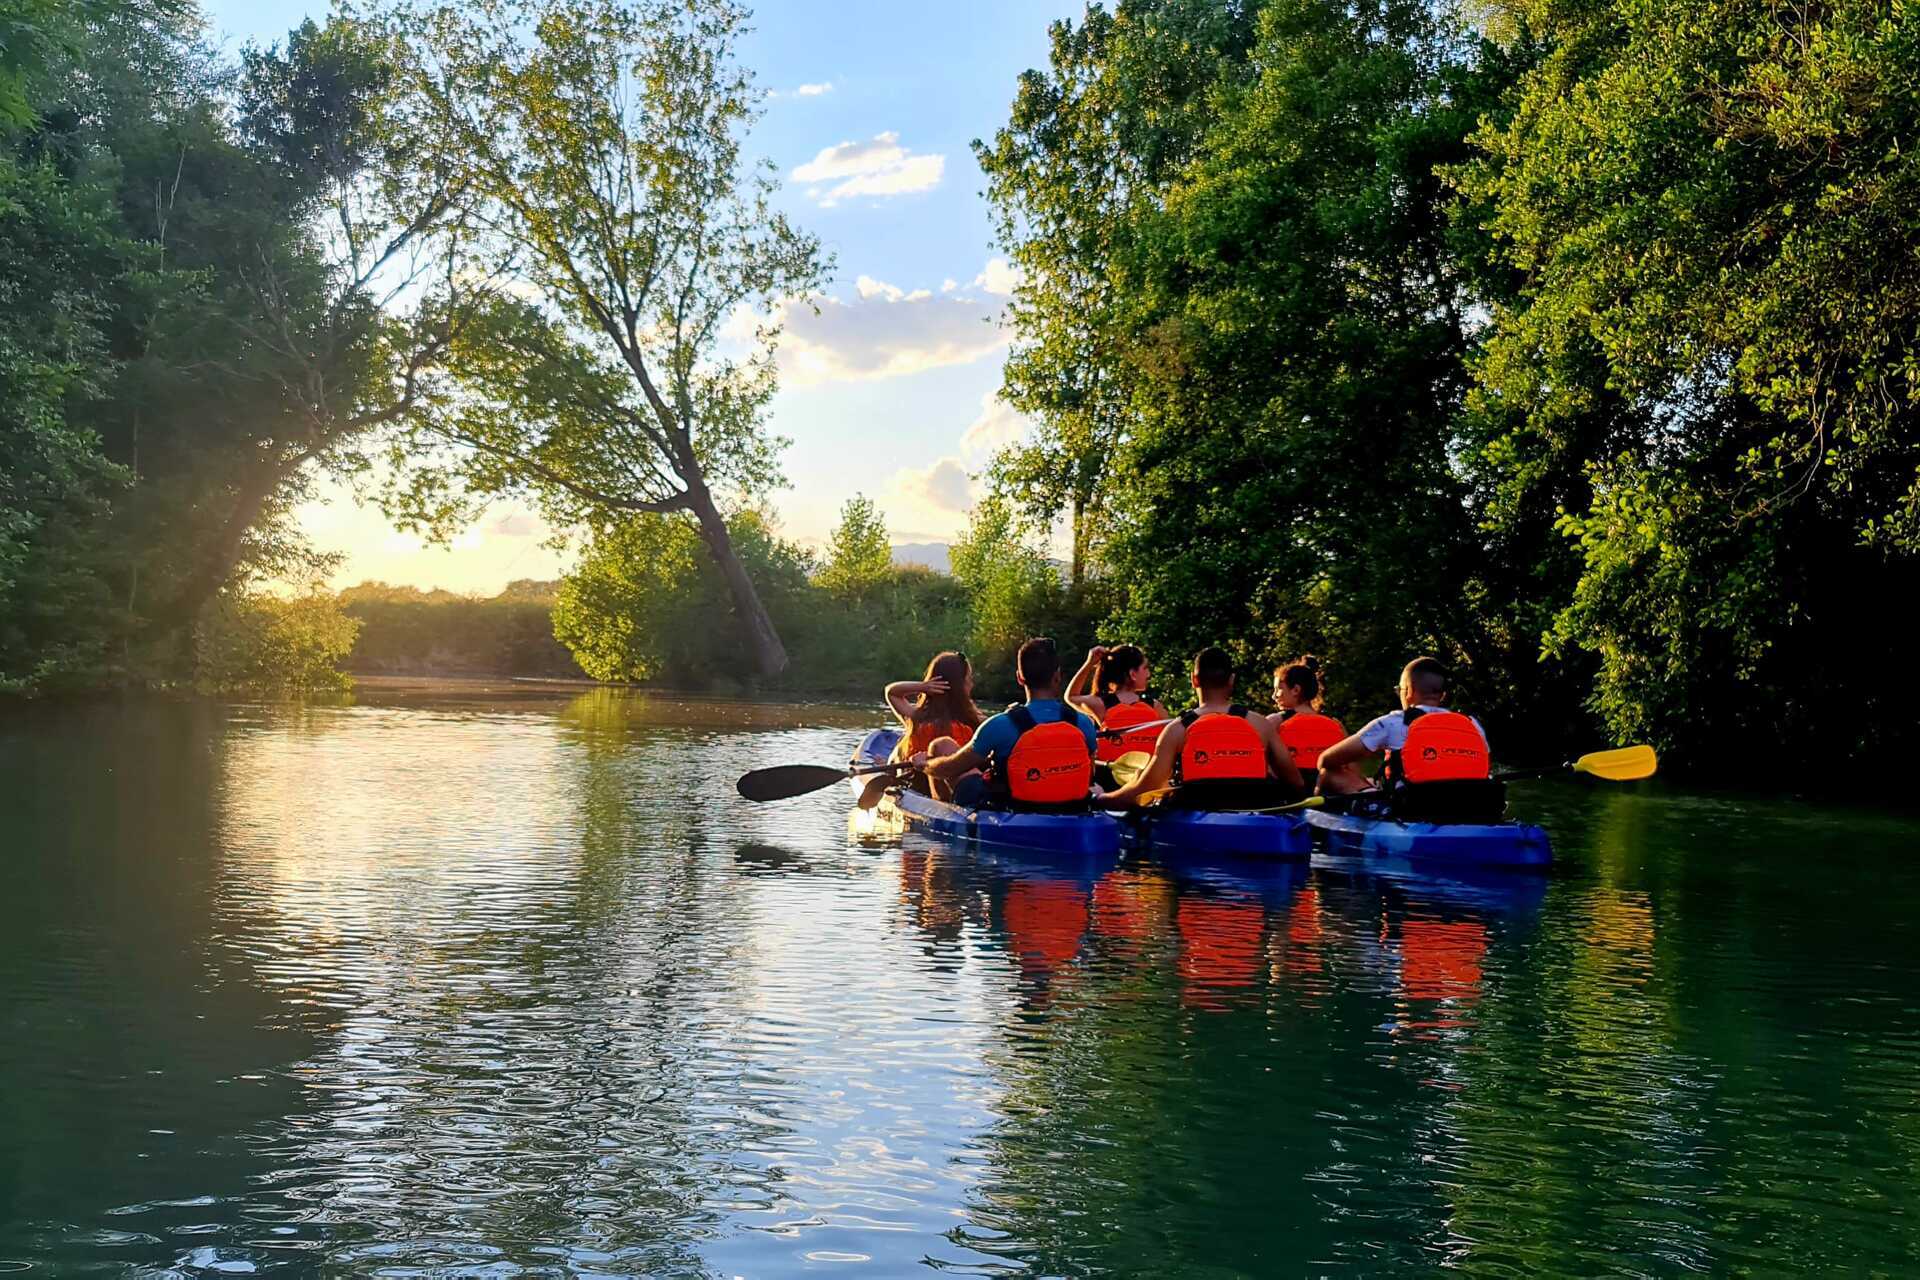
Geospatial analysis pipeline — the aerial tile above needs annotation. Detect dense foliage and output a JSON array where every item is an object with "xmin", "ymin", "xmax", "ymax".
[
  {"xmin": 0, "ymin": 1, "xmax": 440, "ymax": 692},
  {"xmin": 977, "ymin": 0, "xmax": 1920, "ymax": 772},
  {"xmin": 196, "ymin": 591, "xmax": 361, "ymax": 693},
  {"xmin": 1458, "ymin": 0, "xmax": 1920, "ymax": 767},
  {"xmin": 545, "ymin": 501, "xmax": 1091, "ymax": 701},
  {"xmin": 340, "ymin": 580, "xmax": 584, "ymax": 678}
]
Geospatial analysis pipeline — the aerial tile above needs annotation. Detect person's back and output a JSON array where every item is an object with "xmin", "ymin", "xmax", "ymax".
[
  {"xmin": 885, "ymin": 650, "xmax": 982, "ymax": 762},
  {"xmin": 1099, "ymin": 646, "xmax": 1304, "ymax": 807},
  {"xmin": 1316, "ymin": 657, "xmax": 1489, "ymax": 795},
  {"xmin": 916, "ymin": 638, "xmax": 1098, "ymax": 808}
]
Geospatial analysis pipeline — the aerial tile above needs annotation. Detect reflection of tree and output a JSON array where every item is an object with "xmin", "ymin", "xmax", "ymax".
[
  {"xmin": 0, "ymin": 702, "xmax": 310, "ymax": 1260},
  {"xmin": 1431, "ymin": 791, "xmax": 1702, "ymax": 1267},
  {"xmin": 194, "ymin": 694, "xmax": 765, "ymax": 1274},
  {"xmin": 893, "ymin": 852, "xmax": 1569, "ymax": 1274}
]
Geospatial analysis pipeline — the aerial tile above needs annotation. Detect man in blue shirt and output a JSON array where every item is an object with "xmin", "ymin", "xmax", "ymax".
[{"xmin": 914, "ymin": 637, "xmax": 1098, "ymax": 806}]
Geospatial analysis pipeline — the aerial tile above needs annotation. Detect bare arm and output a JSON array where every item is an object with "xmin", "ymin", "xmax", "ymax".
[
  {"xmin": 1316, "ymin": 731, "xmax": 1374, "ymax": 774},
  {"xmin": 1254, "ymin": 713, "xmax": 1306, "ymax": 792},
  {"xmin": 917, "ymin": 743, "xmax": 987, "ymax": 781},
  {"xmin": 1099, "ymin": 724, "xmax": 1183, "ymax": 807},
  {"xmin": 1065, "ymin": 646, "xmax": 1107, "ymax": 718},
  {"xmin": 884, "ymin": 678, "xmax": 945, "ymax": 727}
]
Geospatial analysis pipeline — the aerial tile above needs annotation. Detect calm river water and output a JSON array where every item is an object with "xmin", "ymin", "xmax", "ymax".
[{"xmin": 3, "ymin": 687, "xmax": 1919, "ymax": 1276}]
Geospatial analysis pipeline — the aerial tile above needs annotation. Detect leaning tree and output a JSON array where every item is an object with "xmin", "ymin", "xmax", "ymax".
[{"xmin": 368, "ymin": 0, "xmax": 825, "ymax": 675}]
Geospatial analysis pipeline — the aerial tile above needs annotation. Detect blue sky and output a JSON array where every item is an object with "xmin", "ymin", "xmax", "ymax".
[{"xmin": 200, "ymin": 0, "xmax": 1077, "ymax": 591}]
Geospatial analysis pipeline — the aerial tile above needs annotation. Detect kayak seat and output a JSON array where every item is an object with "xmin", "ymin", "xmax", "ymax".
[
  {"xmin": 1353, "ymin": 779, "xmax": 1508, "ymax": 822},
  {"xmin": 1158, "ymin": 778, "xmax": 1307, "ymax": 812}
]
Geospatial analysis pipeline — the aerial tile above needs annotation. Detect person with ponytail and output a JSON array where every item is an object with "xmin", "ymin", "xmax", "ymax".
[
  {"xmin": 885, "ymin": 651, "xmax": 984, "ymax": 763},
  {"xmin": 1267, "ymin": 656, "xmax": 1347, "ymax": 788},
  {"xmin": 1065, "ymin": 644, "xmax": 1169, "ymax": 775}
]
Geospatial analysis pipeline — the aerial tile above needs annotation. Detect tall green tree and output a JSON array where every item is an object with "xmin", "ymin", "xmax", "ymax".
[
  {"xmin": 1459, "ymin": 0, "xmax": 1920, "ymax": 767},
  {"xmin": 372, "ymin": 0, "xmax": 827, "ymax": 676},
  {"xmin": 816, "ymin": 494, "xmax": 893, "ymax": 599},
  {"xmin": 1089, "ymin": 0, "xmax": 1507, "ymax": 709},
  {"xmin": 975, "ymin": 1, "xmax": 1264, "ymax": 582},
  {"xmin": 1, "ymin": 2, "xmax": 452, "ymax": 689}
]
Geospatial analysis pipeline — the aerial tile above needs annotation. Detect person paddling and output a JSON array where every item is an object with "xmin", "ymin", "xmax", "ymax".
[
  {"xmin": 1316, "ymin": 656, "xmax": 1489, "ymax": 795},
  {"xmin": 1099, "ymin": 647, "xmax": 1304, "ymax": 808},
  {"xmin": 1067, "ymin": 643, "xmax": 1170, "ymax": 779},
  {"xmin": 1267, "ymin": 656, "xmax": 1346, "ymax": 790},
  {"xmin": 914, "ymin": 637, "xmax": 1098, "ymax": 808},
  {"xmin": 884, "ymin": 651, "xmax": 983, "ymax": 764}
]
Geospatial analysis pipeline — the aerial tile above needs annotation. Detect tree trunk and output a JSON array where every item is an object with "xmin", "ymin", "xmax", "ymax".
[
  {"xmin": 1070, "ymin": 493, "xmax": 1086, "ymax": 587},
  {"xmin": 145, "ymin": 458, "xmax": 288, "ymax": 644},
  {"xmin": 686, "ymin": 484, "xmax": 788, "ymax": 677}
]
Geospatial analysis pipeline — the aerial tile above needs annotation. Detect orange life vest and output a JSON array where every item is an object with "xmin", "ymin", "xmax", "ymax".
[
  {"xmin": 1275, "ymin": 709, "xmax": 1345, "ymax": 771},
  {"xmin": 1175, "ymin": 706, "xmax": 1267, "ymax": 783},
  {"xmin": 903, "ymin": 717, "xmax": 973, "ymax": 758},
  {"xmin": 1391, "ymin": 708, "xmax": 1490, "ymax": 784},
  {"xmin": 1003, "ymin": 705, "xmax": 1095, "ymax": 804},
  {"xmin": 1095, "ymin": 696, "xmax": 1164, "ymax": 763}
]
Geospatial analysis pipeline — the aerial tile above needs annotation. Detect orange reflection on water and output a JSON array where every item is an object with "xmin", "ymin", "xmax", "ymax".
[
  {"xmin": 1279, "ymin": 886, "xmax": 1325, "ymax": 978},
  {"xmin": 1090, "ymin": 869, "xmax": 1175, "ymax": 948},
  {"xmin": 1002, "ymin": 879, "xmax": 1089, "ymax": 978},
  {"xmin": 1177, "ymin": 896, "xmax": 1264, "ymax": 1009},
  {"xmin": 1399, "ymin": 918, "xmax": 1487, "ymax": 1003},
  {"xmin": 897, "ymin": 847, "xmax": 970, "ymax": 939}
]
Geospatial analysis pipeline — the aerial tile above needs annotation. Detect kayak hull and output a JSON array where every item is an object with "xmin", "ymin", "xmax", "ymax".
[
  {"xmin": 1126, "ymin": 807, "xmax": 1312, "ymax": 859},
  {"xmin": 852, "ymin": 729, "xmax": 1123, "ymax": 856},
  {"xmin": 1305, "ymin": 806, "xmax": 1552, "ymax": 868}
]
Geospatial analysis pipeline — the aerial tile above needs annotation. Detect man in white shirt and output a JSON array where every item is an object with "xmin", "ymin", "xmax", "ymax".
[{"xmin": 1316, "ymin": 657, "xmax": 1488, "ymax": 794}]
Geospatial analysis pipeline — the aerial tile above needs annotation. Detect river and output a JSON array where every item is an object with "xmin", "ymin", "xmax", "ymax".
[{"xmin": 3, "ymin": 687, "xmax": 1917, "ymax": 1275}]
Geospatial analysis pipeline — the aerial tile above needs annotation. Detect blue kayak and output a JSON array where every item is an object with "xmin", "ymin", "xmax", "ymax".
[
  {"xmin": 1305, "ymin": 806, "xmax": 1551, "ymax": 869},
  {"xmin": 852, "ymin": 729, "xmax": 1123, "ymax": 856},
  {"xmin": 1125, "ymin": 806, "xmax": 1312, "ymax": 859}
]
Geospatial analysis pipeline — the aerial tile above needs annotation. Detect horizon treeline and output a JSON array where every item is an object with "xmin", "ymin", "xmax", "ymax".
[{"xmin": 7, "ymin": 0, "xmax": 1920, "ymax": 780}]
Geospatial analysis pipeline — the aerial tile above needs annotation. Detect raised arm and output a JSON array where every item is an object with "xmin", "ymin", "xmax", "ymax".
[
  {"xmin": 1099, "ymin": 723, "xmax": 1183, "ymax": 808},
  {"xmin": 1065, "ymin": 645, "xmax": 1108, "ymax": 718},
  {"xmin": 884, "ymin": 677, "xmax": 945, "ymax": 727}
]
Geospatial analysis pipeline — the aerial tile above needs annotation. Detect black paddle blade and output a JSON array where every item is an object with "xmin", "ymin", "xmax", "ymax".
[{"xmin": 737, "ymin": 764, "xmax": 850, "ymax": 802}]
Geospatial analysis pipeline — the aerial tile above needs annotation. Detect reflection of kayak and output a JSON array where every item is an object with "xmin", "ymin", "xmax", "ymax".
[
  {"xmin": 1306, "ymin": 807, "xmax": 1551, "ymax": 868},
  {"xmin": 1125, "ymin": 806, "xmax": 1311, "ymax": 859},
  {"xmin": 852, "ymin": 729, "xmax": 1123, "ymax": 855}
]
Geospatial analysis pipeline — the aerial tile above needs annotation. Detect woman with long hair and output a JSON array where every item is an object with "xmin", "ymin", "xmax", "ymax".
[
  {"xmin": 1268, "ymin": 655, "xmax": 1345, "ymax": 786},
  {"xmin": 1066, "ymin": 643, "xmax": 1169, "ymax": 773},
  {"xmin": 885, "ymin": 650, "xmax": 984, "ymax": 762}
]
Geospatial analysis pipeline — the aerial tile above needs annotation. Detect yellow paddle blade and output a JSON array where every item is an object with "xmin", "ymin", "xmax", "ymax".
[
  {"xmin": 1109, "ymin": 751, "xmax": 1153, "ymax": 788},
  {"xmin": 1571, "ymin": 744, "xmax": 1658, "ymax": 781}
]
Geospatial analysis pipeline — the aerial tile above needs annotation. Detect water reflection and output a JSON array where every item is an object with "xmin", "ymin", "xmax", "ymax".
[{"xmin": 3, "ymin": 701, "xmax": 1920, "ymax": 1274}]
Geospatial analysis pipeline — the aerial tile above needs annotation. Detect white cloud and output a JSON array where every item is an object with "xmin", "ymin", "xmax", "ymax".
[
  {"xmin": 941, "ymin": 278, "xmax": 958, "ymax": 293},
  {"xmin": 762, "ymin": 289, "xmax": 1007, "ymax": 386},
  {"xmin": 960, "ymin": 391, "xmax": 1034, "ymax": 459},
  {"xmin": 796, "ymin": 81, "xmax": 834, "ymax": 96},
  {"xmin": 889, "ymin": 456, "xmax": 976, "ymax": 517},
  {"xmin": 792, "ymin": 131, "xmax": 945, "ymax": 206},
  {"xmin": 972, "ymin": 256, "xmax": 1023, "ymax": 296}
]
